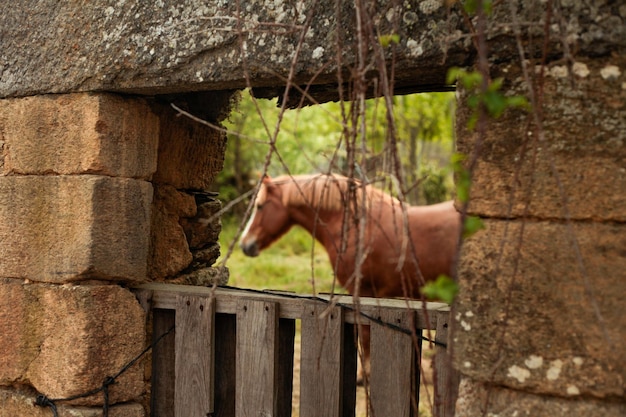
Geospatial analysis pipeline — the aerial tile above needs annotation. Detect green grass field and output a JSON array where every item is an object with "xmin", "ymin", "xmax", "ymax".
[{"xmin": 217, "ymin": 217, "xmax": 345, "ymax": 295}]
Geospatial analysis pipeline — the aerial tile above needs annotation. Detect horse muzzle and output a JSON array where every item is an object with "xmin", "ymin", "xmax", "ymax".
[{"xmin": 240, "ymin": 241, "xmax": 260, "ymax": 257}]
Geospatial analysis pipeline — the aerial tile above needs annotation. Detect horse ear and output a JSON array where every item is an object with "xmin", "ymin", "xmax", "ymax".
[
  {"xmin": 261, "ymin": 174, "xmax": 279, "ymax": 194},
  {"xmin": 262, "ymin": 175, "xmax": 275, "ymax": 189}
]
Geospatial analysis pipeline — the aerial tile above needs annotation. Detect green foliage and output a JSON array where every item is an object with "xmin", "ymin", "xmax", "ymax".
[
  {"xmin": 462, "ymin": 0, "xmax": 493, "ymax": 15},
  {"xmin": 451, "ymin": 152, "xmax": 471, "ymax": 203},
  {"xmin": 379, "ymin": 33, "xmax": 400, "ymax": 48},
  {"xmin": 419, "ymin": 163, "xmax": 449, "ymax": 205},
  {"xmin": 216, "ymin": 90, "xmax": 457, "ymax": 216},
  {"xmin": 447, "ymin": 68, "xmax": 529, "ymax": 130},
  {"xmin": 215, "ymin": 91, "xmax": 344, "ymax": 214},
  {"xmin": 463, "ymin": 215, "xmax": 485, "ymax": 238},
  {"xmin": 422, "ymin": 275, "xmax": 459, "ymax": 304}
]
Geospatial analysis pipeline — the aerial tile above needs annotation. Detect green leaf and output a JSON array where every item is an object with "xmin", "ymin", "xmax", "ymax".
[
  {"xmin": 466, "ymin": 94, "xmax": 480, "ymax": 109},
  {"xmin": 466, "ymin": 112, "xmax": 478, "ymax": 131},
  {"xmin": 483, "ymin": 90, "xmax": 507, "ymax": 118},
  {"xmin": 446, "ymin": 67, "xmax": 464, "ymax": 84},
  {"xmin": 484, "ymin": 0, "xmax": 494, "ymax": 15},
  {"xmin": 447, "ymin": 67, "xmax": 483, "ymax": 90},
  {"xmin": 422, "ymin": 275, "xmax": 459, "ymax": 304},
  {"xmin": 487, "ymin": 77, "xmax": 504, "ymax": 92},
  {"xmin": 456, "ymin": 171, "xmax": 471, "ymax": 203},
  {"xmin": 463, "ymin": 72, "xmax": 483, "ymax": 90},
  {"xmin": 450, "ymin": 152, "xmax": 467, "ymax": 166},
  {"xmin": 451, "ymin": 153, "xmax": 472, "ymax": 203},
  {"xmin": 462, "ymin": 0, "xmax": 479, "ymax": 14},
  {"xmin": 463, "ymin": 0, "xmax": 493, "ymax": 16},
  {"xmin": 506, "ymin": 95, "xmax": 531, "ymax": 110},
  {"xmin": 379, "ymin": 34, "xmax": 400, "ymax": 48},
  {"xmin": 463, "ymin": 215, "xmax": 485, "ymax": 238}
]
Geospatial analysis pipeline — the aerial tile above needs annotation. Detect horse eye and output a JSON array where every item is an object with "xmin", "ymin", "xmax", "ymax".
[{"xmin": 256, "ymin": 203, "xmax": 264, "ymax": 210}]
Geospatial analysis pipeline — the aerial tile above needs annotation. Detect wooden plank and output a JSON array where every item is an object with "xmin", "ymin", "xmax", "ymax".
[
  {"xmin": 213, "ymin": 313, "xmax": 236, "ymax": 417},
  {"xmin": 134, "ymin": 288, "xmax": 153, "ymax": 313},
  {"xmin": 133, "ymin": 283, "xmax": 447, "ymax": 329},
  {"xmin": 433, "ymin": 310, "xmax": 460, "ymax": 417},
  {"xmin": 151, "ymin": 308, "xmax": 176, "ymax": 417},
  {"xmin": 236, "ymin": 299, "xmax": 279, "ymax": 417},
  {"xmin": 369, "ymin": 308, "xmax": 419, "ymax": 417},
  {"xmin": 299, "ymin": 303, "xmax": 344, "ymax": 417},
  {"xmin": 175, "ymin": 294, "xmax": 215, "ymax": 417}
]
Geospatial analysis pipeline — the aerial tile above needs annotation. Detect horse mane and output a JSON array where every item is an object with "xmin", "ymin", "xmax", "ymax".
[{"xmin": 269, "ymin": 174, "xmax": 400, "ymax": 211}]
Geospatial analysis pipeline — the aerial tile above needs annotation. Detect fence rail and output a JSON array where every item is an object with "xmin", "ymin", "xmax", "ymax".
[{"xmin": 133, "ymin": 283, "xmax": 459, "ymax": 417}]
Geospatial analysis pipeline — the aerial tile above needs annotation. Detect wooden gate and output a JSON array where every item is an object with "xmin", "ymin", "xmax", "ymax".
[{"xmin": 134, "ymin": 283, "xmax": 459, "ymax": 417}]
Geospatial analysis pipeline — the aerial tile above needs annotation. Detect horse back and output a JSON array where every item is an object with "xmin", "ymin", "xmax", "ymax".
[{"xmin": 405, "ymin": 200, "xmax": 461, "ymax": 278}]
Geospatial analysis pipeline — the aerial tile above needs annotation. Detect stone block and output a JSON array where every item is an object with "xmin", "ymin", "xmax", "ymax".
[
  {"xmin": 456, "ymin": 56, "xmax": 626, "ymax": 222},
  {"xmin": 148, "ymin": 185, "xmax": 225, "ymax": 281},
  {"xmin": 0, "ymin": 93, "xmax": 159, "ymax": 178},
  {"xmin": 455, "ymin": 377, "xmax": 626, "ymax": 417},
  {"xmin": 171, "ymin": 266, "xmax": 230, "ymax": 287},
  {"xmin": 0, "ymin": 279, "xmax": 40, "ymax": 382},
  {"xmin": 1, "ymin": 1, "xmax": 622, "ymax": 101},
  {"xmin": 0, "ymin": 176, "xmax": 152, "ymax": 283},
  {"xmin": 454, "ymin": 219, "xmax": 626, "ymax": 399},
  {"xmin": 152, "ymin": 104, "xmax": 227, "ymax": 190},
  {"xmin": 148, "ymin": 185, "xmax": 195, "ymax": 280},
  {"xmin": 0, "ymin": 281, "xmax": 146, "ymax": 406},
  {"xmin": 0, "ymin": 387, "xmax": 145, "ymax": 417},
  {"xmin": 181, "ymin": 198, "xmax": 222, "ymax": 250},
  {"xmin": 0, "ymin": 1, "xmax": 469, "ymax": 98}
]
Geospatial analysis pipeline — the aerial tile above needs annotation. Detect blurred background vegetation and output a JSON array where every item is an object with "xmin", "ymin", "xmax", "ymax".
[{"xmin": 211, "ymin": 90, "xmax": 456, "ymax": 293}]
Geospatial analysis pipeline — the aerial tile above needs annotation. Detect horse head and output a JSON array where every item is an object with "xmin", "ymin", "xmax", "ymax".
[{"xmin": 239, "ymin": 176, "xmax": 293, "ymax": 257}]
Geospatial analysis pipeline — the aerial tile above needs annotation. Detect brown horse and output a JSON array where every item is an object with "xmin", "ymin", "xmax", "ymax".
[{"xmin": 239, "ymin": 174, "xmax": 461, "ymax": 378}]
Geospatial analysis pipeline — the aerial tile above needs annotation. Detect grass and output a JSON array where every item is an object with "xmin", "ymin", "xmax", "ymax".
[{"xmin": 217, "ymin": 217, "xmax": 343, "ymax": 295}]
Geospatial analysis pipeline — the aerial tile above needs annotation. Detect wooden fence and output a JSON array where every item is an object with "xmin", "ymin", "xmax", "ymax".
[{"xmin": 134, "ymin": 283, "xmax": 459, "ymax": 417}]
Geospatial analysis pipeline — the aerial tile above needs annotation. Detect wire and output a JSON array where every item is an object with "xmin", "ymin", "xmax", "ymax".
[
  {"xmin": 218, "ymin": 284, "xmax": 447, "ymax": 347},
  {"xmin": 35, "ymin": 325, "xmax": 175, "ymax": 417}
]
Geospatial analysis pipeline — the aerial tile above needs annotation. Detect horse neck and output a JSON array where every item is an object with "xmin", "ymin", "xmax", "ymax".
[{"xmin": 287, "ymin": 205, "xmax": 345, "ymax": 257}]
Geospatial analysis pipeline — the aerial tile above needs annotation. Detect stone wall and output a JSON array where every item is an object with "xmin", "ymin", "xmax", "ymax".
[
  {"xmin": 0, "ymin": 1, "xmax": 624, "ymax": 416},
  {"xmin": 454, "ymin": 55, "xmax": 626, "ymax": 415},
  {"xmin": 0, "ymin": 0, "xmax": 471, "ymax": 100},
  {"xmin": 0, "ymin": 92, "xmax": 230, "ymax": 415}
]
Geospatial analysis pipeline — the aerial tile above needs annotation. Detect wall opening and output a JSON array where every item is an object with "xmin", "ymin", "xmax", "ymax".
[{"xmin": 200, "ymin": 88, "xmax": 458, "ymax": 417}]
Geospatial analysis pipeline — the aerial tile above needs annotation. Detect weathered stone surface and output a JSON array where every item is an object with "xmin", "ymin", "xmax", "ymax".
[
  {"xmin": 149, "ymin": 185, "xmax": 225, "ymax": 280},
  {"xmin": 0, "ymin": 281, "xmax": 146, "ymax": 406},
  {"xmin": 2, "ymin": 2, "xmax": 624, "ymax": 100},
  {"xmin": 181, "ymin": 199, "xmax": 222, "ymax": 250},
  {"xmin": 148, "ymin": 185, "xmax": 195, "ymax": 280},
  {"xmin": 455, "ymin": 377, "xmax": 626, "ymax": 417},
  {"xmin": 0, "ymin": 93, "xmax": 159, "ymax": 178},
  {"xmin": 485, "ymin": 2, "xmax": 626, "ymax": 62},
  {"xmin": 0, "ymin": 176, "xmax": 152, "ymax": 283},
  {"xmin": 170, "ymin": 265, "xmax": 230, "ymax": 287},
  {"xmin": 0, "ymin": 390, "xmax": 145, "ymax": 417},
  {"xmin": 0, "ymin": 280, "xmax": 40, "ymax": 383},
  {"xmin": 455, "ymin": 219, "xmax": 626, "ymax": 399},
  {"xmin": 456, "ymin": 55, "xmax": 626, "ymax": 222},
  {"xmin": 0, "ymin": 387, "xmax": 144, "ymax": 417},
  {"xmin": 152, "ymin": 102, "xmax": 227, "ymax": 190},
  {"xmin": 0, "ymin": 0, "xmax": 470, "ymax": 99}
]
